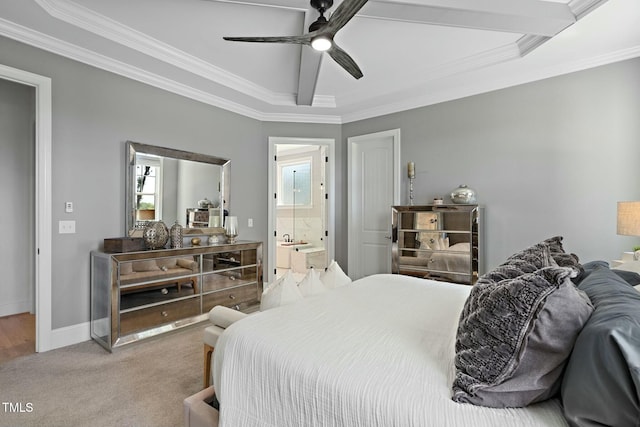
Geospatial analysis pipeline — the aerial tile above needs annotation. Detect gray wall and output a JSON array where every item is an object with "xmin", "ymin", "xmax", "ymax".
[
  {"xmin": 0, "ymin": 35, "xmax": 341, "ymax": 329},
  {"xmin": 344, "ymin": 58, "xmax": 640, "ymax": 269},
  {"xmin": 2, "ymin": 33, "xmax": 639, "ymax": 331},
  {"xmin": 0, "ymin": 78, "xmax": 35, "ymax": 317}
]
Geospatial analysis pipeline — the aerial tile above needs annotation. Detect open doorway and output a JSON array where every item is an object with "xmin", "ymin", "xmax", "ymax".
[
  {"xmin": 0, "ymin": 64, "xmax": 53, "ymax": 354},
  {"xmin": 0, "ymin": 76, "xmax": 36, "ymax": 362},
  {"xmin": 268, "ymin": 137, "xmax": 335, "ymax": 284}
]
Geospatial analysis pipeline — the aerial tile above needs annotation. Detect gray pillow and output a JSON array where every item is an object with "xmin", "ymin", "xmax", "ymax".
[
  {"xmin": 452, "ymin": 266, "xmax": 593, "ymax": 408},
  {"xmin": 561, "ymin": 266, "xmax": 640, "ymax": 426},
  {"xmin": 577, "ymin": 260, "xmax": 640, "ymax": 286}
]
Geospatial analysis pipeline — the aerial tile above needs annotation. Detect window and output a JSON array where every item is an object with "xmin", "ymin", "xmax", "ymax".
[
  {"xmin": 278, "ymin": 159, "xmax": 311, "ymax": 207},
  {"xmin": 135, "ymin": 154, "xmax": 162, "ymax": 221}
]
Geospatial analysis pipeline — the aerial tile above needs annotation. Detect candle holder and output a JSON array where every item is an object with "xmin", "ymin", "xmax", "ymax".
[
  {"xmin": 225, "ymin": 216, "xmax": 238, "ymax": 244},
  {"xmin": 409, "ymin": 177, "xmax": 414, "ymax": 205},
  {"xmin": 407, "ymin": 162, "xmax": 415, "ymax": 205}
]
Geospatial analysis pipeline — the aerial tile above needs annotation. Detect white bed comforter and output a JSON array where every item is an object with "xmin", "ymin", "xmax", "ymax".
[{"xmin": 213, "ymin": 274, "xmax": 567, "ymax": 427}]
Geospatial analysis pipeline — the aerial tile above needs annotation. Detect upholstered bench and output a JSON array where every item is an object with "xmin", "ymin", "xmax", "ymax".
[
  {"xmin": 183, "ymin": 386, "xmax": 218, "ymax": 427},
  {"xmin": 203, "ymin": 305, "xmax": 248, "ymax": 387}
]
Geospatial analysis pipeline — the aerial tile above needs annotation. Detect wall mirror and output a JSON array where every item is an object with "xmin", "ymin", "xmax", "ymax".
[{"xmin": 125, "ymin": 141, "xmax": 230, "ymax": 236}]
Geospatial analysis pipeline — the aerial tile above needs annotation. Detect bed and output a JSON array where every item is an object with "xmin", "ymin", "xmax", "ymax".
[{"xmin": 210, "ymin": 239, "xmax": 640, "ymax": 427}]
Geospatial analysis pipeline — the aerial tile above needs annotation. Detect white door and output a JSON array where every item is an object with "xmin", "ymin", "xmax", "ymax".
[{"xmin": 348, "ymin": 129, "xmax": 400, "ymax": 280}]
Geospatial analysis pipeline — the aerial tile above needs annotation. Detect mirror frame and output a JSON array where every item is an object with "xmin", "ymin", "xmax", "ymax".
[{"xmin": 125, "ymin": 141, "xmax": 230, "ymax": 236}]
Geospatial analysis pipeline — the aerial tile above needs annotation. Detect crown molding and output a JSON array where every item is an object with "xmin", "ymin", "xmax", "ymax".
[
  {"xmin": 2, "ymin": 0, "xmax": 635, "ymax": 125},
  {"xmin": 33, "ymin": 0, "xmax": 338, "ymax": 108},
  {"xmin": 569, "ymin": 0, "xmax": 610, "ymax": 19},
  {"xmin": 3, "ymin": 14, "xmax": 637, "ymax": 125},
  {"xmin": 342, "ymin": 43, "xmax": 640, "ymax": 123},
  {"xmin": 0, "ymin": 17, "xmax": 341, "ymax": 123},
  {"xmin": 517, "ymin": 34, "xmax": 552, "ymax": 56}
]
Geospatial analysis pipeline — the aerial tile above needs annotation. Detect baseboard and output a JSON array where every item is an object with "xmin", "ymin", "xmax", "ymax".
[
  {"xmin": 48, "ymin": 321, "xmax": 91, "ymax": 351},
  {"xmin": 0, "ymin": 299, "xmax": 32, "ymax": 317}
]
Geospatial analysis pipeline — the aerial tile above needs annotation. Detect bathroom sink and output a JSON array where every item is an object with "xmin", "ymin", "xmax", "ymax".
[{"xmin": 279, "ymin": 242, "xmax": 308, "ymax": 246}]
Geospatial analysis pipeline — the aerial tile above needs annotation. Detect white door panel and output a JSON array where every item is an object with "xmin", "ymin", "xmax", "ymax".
[
  {"xmin": 348, "ymin": 129, "xmax": 400, "ymax": 280},
  {"xmin": 362, "ymin": 243, "xmax": 389, "ymax": 277}
]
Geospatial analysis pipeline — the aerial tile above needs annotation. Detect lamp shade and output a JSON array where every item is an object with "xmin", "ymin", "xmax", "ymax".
[{"xmin": 617, "ymin": 201, "xmax": 640, "ymax": 236}]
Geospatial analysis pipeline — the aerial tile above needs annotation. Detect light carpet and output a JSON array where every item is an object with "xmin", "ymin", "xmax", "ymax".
[{"xmin": 0, "ymin": 323, "xmax": 207, "ymax": 427}]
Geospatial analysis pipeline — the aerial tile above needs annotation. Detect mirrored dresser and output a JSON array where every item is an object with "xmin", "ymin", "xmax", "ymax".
[
  {"xmin": 90, "ymin": 241, "xmax": 262, "ymax": 351},
  {"xmin": 392, "ymin": 205, "xmax": 483, "ymax": 284}
]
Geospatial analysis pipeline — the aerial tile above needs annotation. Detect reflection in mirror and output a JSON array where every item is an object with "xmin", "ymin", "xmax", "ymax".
[{"xmin": 125, "ymin": 141, "xmax": 230, "ymax": 236}]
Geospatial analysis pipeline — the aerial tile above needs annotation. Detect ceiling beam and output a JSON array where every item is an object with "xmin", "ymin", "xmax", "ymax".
[
  {"xmin": 296, "ymin": 6, "xmax": 323, "ymax": 105},
  {"xmin": 360, "ymin": 0, "xmax": 577, "ymax": 36},
  {"xmin": 297, "ymin": 49, "xmax": 322, "ymax": 105},
  {"xmin": 212, "ymin": 0, "xmax": 580, "ymax": 36}
]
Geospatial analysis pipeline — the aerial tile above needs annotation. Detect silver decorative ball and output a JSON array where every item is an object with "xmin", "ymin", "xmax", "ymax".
[{"xmin": 143, "ymin": 221, "xmax": 169, "ymax": 249}]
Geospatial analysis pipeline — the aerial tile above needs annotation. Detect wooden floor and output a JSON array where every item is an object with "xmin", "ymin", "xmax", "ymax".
[{"xmin": 0, "ymin": 313, "xmax": 35, "ymax": 364}]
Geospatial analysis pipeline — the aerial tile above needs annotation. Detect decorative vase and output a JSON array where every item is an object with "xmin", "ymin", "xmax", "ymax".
[
  {"xmin": 170, "ymin": 221, "xmax": 183, "ymax": 248},
  {"xmin": 225, "ymin": 216, "xmax": 238, "ymax": 244},
  {"xmin": 450, "ymin": 185, "xmax": 477, "ymax": 204},
  {"xmin": 143, "ymin": 221, "xmax": 169, "ymax": 249}
]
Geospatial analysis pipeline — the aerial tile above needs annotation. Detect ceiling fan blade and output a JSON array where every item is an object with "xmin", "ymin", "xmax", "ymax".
[
  {"xmin": 223, "ymin": 35, "xmax": 311, "ymax": 45},
  {"xmin": 325, "ymin": 0, "xmax": 369, "ymax": 35},
  {"xmin": 328, "ymin": 43, "xmax": 363, "ymax": 79}
]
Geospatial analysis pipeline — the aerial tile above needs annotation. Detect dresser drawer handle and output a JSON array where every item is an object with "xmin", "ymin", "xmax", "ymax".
[{"xmin": 161, "ymin": 311, "xmax": 168, "ymax": 317}]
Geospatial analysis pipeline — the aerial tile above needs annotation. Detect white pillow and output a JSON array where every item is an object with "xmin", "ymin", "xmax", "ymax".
[
  {"xmin": 297, "ymin": 268, "xmax": 327, "ymax": 297},
  {"xmin": 320, "ymin": 260, "xmax": 351, "ymax": 289},
  {"xmin": 260, "ymin": 271, "xmax": 303, "ymax": 311}
]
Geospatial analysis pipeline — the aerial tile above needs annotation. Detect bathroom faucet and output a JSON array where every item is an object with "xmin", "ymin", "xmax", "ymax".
[{"xmin": 283, "ymin": 234, "xmax": 291, "ymax": 243}]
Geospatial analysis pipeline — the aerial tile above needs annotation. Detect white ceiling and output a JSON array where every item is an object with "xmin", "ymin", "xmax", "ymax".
[{"xmin": 1, "ymin": 0, "xmax": 639, "ymax": 123}]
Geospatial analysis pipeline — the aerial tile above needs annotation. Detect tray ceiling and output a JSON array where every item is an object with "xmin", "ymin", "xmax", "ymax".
[{"xmin": 0, "ymin": 0, "xmax": 638, "ymax": 123}]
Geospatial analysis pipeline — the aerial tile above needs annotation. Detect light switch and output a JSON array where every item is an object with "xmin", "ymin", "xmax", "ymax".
[
  {"xmin": 59, "ymin": 220, "xmax": 76, "ymax": 234},
  {"xmin": 65, "ymin": 201, "xmax": 73, "ymax": 213},
  {"xmin": 248, "ymin": 218, "xmax": 253, "ymax": 227}
]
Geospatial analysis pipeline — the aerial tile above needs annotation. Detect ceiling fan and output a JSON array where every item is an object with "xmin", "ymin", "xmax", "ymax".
[{"xmin": 223, "ymin": 0, "xmax": 368, "ymax": 79}]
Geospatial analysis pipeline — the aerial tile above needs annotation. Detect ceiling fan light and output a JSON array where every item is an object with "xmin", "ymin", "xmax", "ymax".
[{"xmin": 311, "ymin": 36, "xmax": 332, "ymax": 51}]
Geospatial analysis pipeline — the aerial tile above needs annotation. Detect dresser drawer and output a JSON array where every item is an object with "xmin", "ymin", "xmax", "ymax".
[
  {"xmin": 201, "ymin": 268, "xmax": 258, "ymax": 293},
  {"xmin": 120, "ymin": 297, "xmax": 200, "ymax": 335},
  {"xmin": 203, "ymin": 284, "xmax": 259, "ymax": 312}
]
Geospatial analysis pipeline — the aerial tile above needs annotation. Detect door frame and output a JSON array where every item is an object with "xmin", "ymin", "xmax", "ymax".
[
  {"xmin": 0, "ymin": 64, "xmax": 53, "ymax": 352},
  {"xmin": 347, "ymin": 129, "xmax": 401, "ymax": 278},
  {"xmin": 268, "ymin": 137, "xmax": 335, "ymax": 284}
]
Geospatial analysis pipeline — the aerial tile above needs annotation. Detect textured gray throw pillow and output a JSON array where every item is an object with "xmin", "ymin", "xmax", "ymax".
[
  {"xmin": 504, "ymin": 241, "xmax": 555, "ymax": 269},
  {"xmin": 544, "ymin": 235, "xmax": 583, "ymax": 274},
  {"xmin": 452, "ymin": 266, "xmax": 593, "ymax": 408}
]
